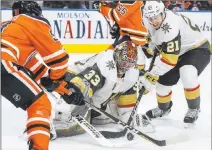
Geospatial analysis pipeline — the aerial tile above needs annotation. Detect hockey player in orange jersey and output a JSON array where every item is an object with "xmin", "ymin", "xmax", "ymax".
[
  {"xmin": 94, "ymin": 1, "xmax": 147, "ymax": 45},
  {"xmin": 1, "ymin": 1, "xmax": 86, "ymax": 150},
  {"xmin": 93, "ymin": 1, "xmax": 149, "ymax": 70}
]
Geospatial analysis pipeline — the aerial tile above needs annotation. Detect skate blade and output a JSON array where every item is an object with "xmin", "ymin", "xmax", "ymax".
[{"xmin": 184, "ymin": 123, "xmax": 195, "ymax": 129}]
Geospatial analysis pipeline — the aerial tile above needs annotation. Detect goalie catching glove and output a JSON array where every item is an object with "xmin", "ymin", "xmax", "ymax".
[{"xmin": 41, "ymin": 71, "xmax": 88, "ymax": 106}]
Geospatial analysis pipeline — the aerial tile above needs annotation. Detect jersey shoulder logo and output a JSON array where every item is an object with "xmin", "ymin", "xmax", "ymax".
[
  {"xmin": 161, "ymin": 23, "xmax": 172, "ymax": 34},
  {"xmin": 106, "ymin": 60, "xmax": 115, "ymax": 70}
]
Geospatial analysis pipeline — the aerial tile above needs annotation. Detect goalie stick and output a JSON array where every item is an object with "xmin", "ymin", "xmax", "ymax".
[
  {"xmin": 44, "ymin": 88, "xmax": 121, "ymax": 147},
  {"xmin": 73, "ymin": 113, "xmax": 118, "ymax": 147},
  {"xmin": 100, "ymin": 92, "xmax": 122, "ymax": 111},
  {"xmin": 85, "ymin": 100, "xmax": 166, "ymax": 146},
  {"xmin": 91, "ymin": 92, "xmax": 123, "ymax": 120}
]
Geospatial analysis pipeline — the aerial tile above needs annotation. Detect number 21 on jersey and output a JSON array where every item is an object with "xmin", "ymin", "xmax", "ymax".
[{"xmin": 167, "ymin": 40, "xmax": 180, "ymax": 52}]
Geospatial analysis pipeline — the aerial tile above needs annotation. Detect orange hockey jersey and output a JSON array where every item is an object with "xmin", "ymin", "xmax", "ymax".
[
  {"xmin": 1, "ymin": 14, "xmax": 69, "ymax": 80},
  {"xmin": 100, "ymin": 1, "xmax": 148, "ymax": 45}
]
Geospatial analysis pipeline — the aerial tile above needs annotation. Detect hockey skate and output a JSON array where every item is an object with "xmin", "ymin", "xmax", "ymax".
[
  {"xmin": 184, "ymin": 108, "xmax": 201, "ymax": 128},
  {"xmin": 28, "ymin": 140, "xmax": 38, "ymax": 150},
  {"xmin": 145, "ymin": 101, "xmax": 173, "ymax": 119},
  {"xmin": 50, "ymin": 118, "xmax": 57, "ymax": 141}
]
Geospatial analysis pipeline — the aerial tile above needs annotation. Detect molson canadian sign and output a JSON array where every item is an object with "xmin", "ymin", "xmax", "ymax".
[
  {"xmin": 2, "ymin": 10, "xmax": 211, "ymax": 53},
  {"xmin": 48, "ymin": 11, "xmax": 114, "ymax": 53}
]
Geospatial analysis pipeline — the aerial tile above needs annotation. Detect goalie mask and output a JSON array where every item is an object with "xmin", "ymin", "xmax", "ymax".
[{"xmin": 114, "ymin": 41, "xmax": 137, "ymax": 75}]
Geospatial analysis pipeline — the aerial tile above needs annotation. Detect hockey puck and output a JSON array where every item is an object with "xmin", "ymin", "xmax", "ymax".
[{"xmin": 127, "ymin": 132, "xmax": 134, "ymax": 141}]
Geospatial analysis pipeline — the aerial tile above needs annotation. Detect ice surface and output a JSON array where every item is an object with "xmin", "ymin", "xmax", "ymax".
[{"xmin": 2, "ymin": 54, "xmax": 211, "ymax": 150}]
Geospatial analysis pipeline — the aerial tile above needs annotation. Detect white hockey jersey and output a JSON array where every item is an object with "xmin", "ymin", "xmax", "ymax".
[
  {"xmin": 143, "ymin": 9, "xmax": 207, "ymax": 76},
  {"xmin": 144, "ymin": 9, "xmax": 206, "ymax": 55},
  {"xmin": 69, "ymin": 50, "xmax": 139, "ymax": 105}
]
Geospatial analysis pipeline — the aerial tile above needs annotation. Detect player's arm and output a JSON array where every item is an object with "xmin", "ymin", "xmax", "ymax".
[
  {"xmin": 24, "ymin": 52, "xmax": 49, "ymax": 83},
  {"xmin": 17, "ymin": 15, "xmax": 69, "ymax": 80},
  {"xmin": 40, "ymin": 63, "xmax": 106, "ymax": 106},
  {"xmin": 99, "ymin": 1, "xmax": 143, "ymax": 26},
  {"xmin": 115, "ymin": 1, "xmax": 143, "ymax": 24},
  {"xmin": 94, "ymin": 1, "xmax": 117, "ymax": 24},
  {"xmin": 151, "ymin": 31, "xmax": 181, "ymax": 76},
  {"xmin": 139, "ymin": 29, "xmax": 181, "ymax": 93},
  {"xmin": 70, "ymin": 63, "xmax": 106, "ymax": 98}
]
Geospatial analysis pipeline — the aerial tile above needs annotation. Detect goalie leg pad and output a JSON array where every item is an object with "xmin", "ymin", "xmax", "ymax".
[
  {"xmin": 53, "ymin": 104, "xmax": 91, "ymax": 137},
  {"xmin": 117, "ymin": 87, "xmax": 136, "ymax": 108},
  {"xmin": 91, "ymin": 98, "xmax": 118, "ymax": 125},
  {"xmin": 117, "ymin": 87, "xmax": 136, "ymax": 123}
]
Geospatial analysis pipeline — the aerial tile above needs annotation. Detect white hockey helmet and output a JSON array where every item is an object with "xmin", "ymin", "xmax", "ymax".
[{"xmin": 143, "ymin": 1, "xmax": 165, "ymax": 18}]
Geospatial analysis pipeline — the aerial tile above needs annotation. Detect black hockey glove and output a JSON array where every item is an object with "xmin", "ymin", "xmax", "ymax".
[
  {"xmin": 61, "ymin": 82, "xmax": 85, "ymax": 106},
  {"xmin": 93, "ymin": 1, "xmax": 117, "ymax": 10},
  {"xmin": 41, "ymin": 71, "xmax": 85, "ymax": 106},
  {"xmin": 110, "ymin": 23, "xmax": 120, "ymax": 39}
]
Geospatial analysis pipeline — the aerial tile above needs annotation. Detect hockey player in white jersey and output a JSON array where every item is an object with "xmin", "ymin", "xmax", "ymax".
[
  {"xmin": 50, "ymin": 41, "xmax": 141, "ymax": 138},
  {"xmin": 136, "ymin": 1, "xmax": 210, "ymax": 127}
]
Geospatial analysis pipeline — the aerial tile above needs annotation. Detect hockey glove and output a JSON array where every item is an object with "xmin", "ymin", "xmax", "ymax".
[
  {"xmin": 61, "ymin": 74, "xmax": 93, "ymax": 106},
  {"xmin": 110, "ymin": 23, "xmax": 120, "ymax": 39},
  {"xmin": 93, "ymin": 1, "xmax": 108, "ymax": 11},
  {"xmin": 139, "ymin": 72, "xmax": 159, "ymax": 93},
  {"xmin": 41, "ymin": 72, "xmax": 85, "ymax": 106},
  {"xmin": 61, "ymin": 82, "xmax": 85, "ymax": 106}
]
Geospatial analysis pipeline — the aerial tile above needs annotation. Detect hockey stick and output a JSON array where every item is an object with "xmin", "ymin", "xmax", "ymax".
[
  {"xmin": 94, "ymin": 2, "xmax": 120, "ymax": 44},
  {"xmin": 72, "ymin": 114, "xmax": 118, "ymax": 147},
  {"xmin": 102, "ymin": 15, "xmax": 120, "ymax": 44},
  {"xmin": 44, "ymin": 89, "xmax": 121, "ymax": 147},
  {"xmin": 99, "ymin": 49, "xmax": 159, "ymax": 139},
  {"xmin": 100, "ymin": 92, "xmax": 122, "ymax": 111},
  {"xmin": 91, "ymin": 92, "xmax": 122, "ymax": 120},
  {"xmin": 86, "ymin": 101, "xmax": 166, "ymax": 146}
]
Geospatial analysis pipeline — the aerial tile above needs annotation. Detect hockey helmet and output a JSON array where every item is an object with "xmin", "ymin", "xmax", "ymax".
[
  {"xmin": 12, "ymin": 1, "xmax": 42, "ymax": 17},
  {"xmin": 143, "ymin": 1, "xmax": 165, "ymax": 18},
  {"xmin": 114, "ymin": 41, "xmax": 137, "ymax": 74}
]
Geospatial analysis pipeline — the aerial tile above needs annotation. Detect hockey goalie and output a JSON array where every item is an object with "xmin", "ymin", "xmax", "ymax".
[{"xmin": 46, "ymin": 40, "xmax": 152, "ymax": 140}]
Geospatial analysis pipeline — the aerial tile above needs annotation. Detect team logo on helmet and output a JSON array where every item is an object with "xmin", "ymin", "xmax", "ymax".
[{"xmin": 148, "ymin": 5, "xmax": 152, "ymax": 10}]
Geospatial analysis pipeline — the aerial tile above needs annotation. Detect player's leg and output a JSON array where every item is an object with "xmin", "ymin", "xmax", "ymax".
[
  {"xmin": 117, "ymin": 86, "xmax": 137, "ymax": 123},
  {"xmin": 145, "ymin": 67, "xmax": 180, "ymax": 119},
  {"xmin": 52, "ymin": 98, "xmax": 90, "ymax": 138},
  {"xmin": 146, "ymin": 83, "xmax": 173, "ymax": 119},
  {"xmin": 90, "ymin": 96, "xmax": 118, "ymax": 125},
  {"xmin": 117, "ymin": 85, "xmax": 154, "ymax": 132},
  {"xmin": 1, "ymin": 60, "xmax": 51, "ymax": 150},
  {"xmin": 179, "ymin": 41, "xmax": 210, "ymax": 124},
  {"xmin": 90, "ymin": 86, "xmax": 136, "ymax": 125}
]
